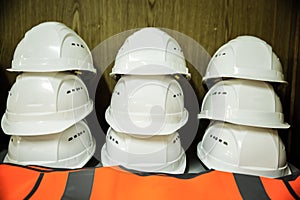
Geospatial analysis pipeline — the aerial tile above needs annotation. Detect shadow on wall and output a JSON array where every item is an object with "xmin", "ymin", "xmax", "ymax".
[{"xmin": 0, "ymin": 67, "xmax": 10, "ymax": 152}]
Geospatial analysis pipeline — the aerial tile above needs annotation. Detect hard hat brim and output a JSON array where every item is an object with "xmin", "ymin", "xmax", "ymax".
[
  {"xmin": 101, "ymin": 143, "xmax": 186, "ymax": 174},
  {"xmin": 1, "ymin": 101, "xmax": 94, "ymax": 135},
  {"xmin": 105, "ymin": 106, "xmax": 189, "ymax": 135}
]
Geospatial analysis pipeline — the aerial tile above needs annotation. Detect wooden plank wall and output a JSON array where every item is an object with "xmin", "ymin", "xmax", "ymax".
[{"xmin": 0, "ymin": 0, "xmax": 299, "ymax": 167}]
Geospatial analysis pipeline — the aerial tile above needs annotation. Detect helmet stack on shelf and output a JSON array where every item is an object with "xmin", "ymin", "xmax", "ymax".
[
  {"xmin": 1, "ymin": 22, "xmax": 96, "ymax": 169},
  {"xmin": 197, "ymin": 36, "xmax": 291, "ymax": 178},
  {"xmin": 101, "ymin": 28, "xmax": 189, "ymax": 174}
]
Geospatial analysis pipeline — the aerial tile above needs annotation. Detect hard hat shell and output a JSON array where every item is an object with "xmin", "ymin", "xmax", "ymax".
[
  {"xmin": 198, "ymin": 79, "xmax": 290, "ymax": 129},
  {"xmin": 203, "ymin": 36, "xmax": 286, "ymax": 86},
  {"xmin": 110, "ymin": 27, "xmax": 190, "ymax": 78},
  {"xmin": 197, "ymin": 121, "xmax": 291, "ymax": 178},
  {"xmin": 105, "ymin": 75, "xmax": 189, "ymax": 135},
  {"xmin": 1, "ymin": 72, "xmax": 93, "ymax": 135},
  {"xmin": 101, "ymin": 127, "xmax": 186, "ymax": 174},
  {"xmin": 9, "ymin": 21, "xmax": 96, "ymax": 73},
  {"xmin": 4, "ymin": 120, "xmax": 96, "ymax": 169}
]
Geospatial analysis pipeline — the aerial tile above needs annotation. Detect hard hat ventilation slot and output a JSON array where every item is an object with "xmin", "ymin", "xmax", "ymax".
[
  {"xmin": 173, "ymin": 92, "xmax": 182, "ymax": 98},
  {"xmin": 67, "ymin": 129, "xmax": 85, "ymax": 142},
  {"xmin": 71, "ymin": 42, "xmax": 85, "ymax": 49},
  {"xmin": 210, "ymin": 134, "xmax": 228, "ymax": 146},
  {"xmin": 173, "ymin": 135, "xmax": 180, "ymax": 143},
  {"xmin": 66, "ymin": 87, "xmax": 84, "ymax": 94},
  {"xmin": 109, "ymin": 134, "xmax": 119, "ymax": 145},
  {"xmin": 171, "ymin": 47, "xmax": 183, "ymax": 52},
  {"xmin": 215, "ymin": 52, "xmax": 226, "ymax": 58},
  {"xmin": 212, "ymin": 91, "xmax": 227, "ymax": 96}
]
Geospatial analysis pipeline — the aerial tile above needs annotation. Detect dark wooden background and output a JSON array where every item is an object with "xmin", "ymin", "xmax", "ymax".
[{"xmin": 0, "ymin": 0, "xmax": 299, "ymax": 168}]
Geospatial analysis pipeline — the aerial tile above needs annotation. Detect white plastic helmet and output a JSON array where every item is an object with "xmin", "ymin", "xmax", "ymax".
[
  {"xmin": 198, "ymin": 79, "xmax": 290, "ymax": 129},
  {"xmin": 1, "ymin": 72, "xmax": 93, "ymax": 135},
  {"xmin": 4, "ymin": 120, "xmax": 96, "ymax": 169},
  {"xmin": 101, "ymin": 127, "xmax": 186, "ymax": 174},
  {"xmin": 197, "ymin": 121, "xmax": 291, "ymax": 178},
  {"xmin": 203, "ymin": 35, "xmax": 286, "ymax": 86},
  {"xmin": 8, "ymin": 21, "xmax": 96, "ymax": 73},
  {"xmin": 105, "ymin": 75, "xmax": 189, "ymax": 135},
  {"xmin": 110, "ymin": 27, "xmax": 190, "ymax": 78}
]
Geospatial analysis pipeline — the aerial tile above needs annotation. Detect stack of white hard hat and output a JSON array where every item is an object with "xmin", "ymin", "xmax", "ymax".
[
  {"xmin": 197, "ymin": 35, "xmax": 291, "ymax": 178},
  {"xmin": 101, "ymin": 28, "xmax": 189, "ymax": 174},
  {"xmin": 1, "ymin": 22, "xmax": 96, "ymax": 168}
]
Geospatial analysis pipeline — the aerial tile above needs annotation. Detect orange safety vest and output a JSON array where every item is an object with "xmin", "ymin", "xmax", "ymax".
[{"xmin": 0, "ymin": 163, "xmax": 299, "ymax": 200}]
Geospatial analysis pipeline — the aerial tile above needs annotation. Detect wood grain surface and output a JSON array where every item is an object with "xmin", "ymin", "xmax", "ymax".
[{"xmin": 0, "ymin": 0, "xmax": 299, "ymax": 167}]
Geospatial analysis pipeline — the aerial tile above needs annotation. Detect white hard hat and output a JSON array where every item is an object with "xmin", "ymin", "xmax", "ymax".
[
  {"xmin": 198, "ymin": 79, "xmax": 290, "ymax": 129},
  {"xmin": 8, "ymin": 21, "xmax": 96, "ymax": 73},
  {"xmin": 4, "ymin": 120, "xmax": 96, "ymax": 169},
  {"xmin": 110, "ymin": 27, "xmax": 190, "ymax": 78},
  {"xmin": 1, "ymin": 72, "xmax": 93, "ymax": 135},
  {"xmin": 105, "ymin": 75, "xmax": 189, "ymax": 135},
  {"xmin": 101, "ymin": 127, "xmax": 186, "ymax": 174},
  {"xmin": 203, "ymin": 35, "xmax": 286, "ymax": 86},
  {"xmin": 197, "ymin": 121, "xmax": 291, "ymax": 178}
]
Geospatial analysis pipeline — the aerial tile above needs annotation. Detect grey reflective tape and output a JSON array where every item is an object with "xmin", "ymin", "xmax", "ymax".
[
  {"xmin": 234, "ymin": 173, "xmax": 270, "ymax": 200},
  {"xmin": 283, "ymin": 179, "xmax": 300, "ymax": 199},
  {"xmin": 61, "ymin": 168, "xmax": 95, "ymax": 200},
  {"xmin": 24, "ymin": 173, "xmax": 44, "ymax": 200}
]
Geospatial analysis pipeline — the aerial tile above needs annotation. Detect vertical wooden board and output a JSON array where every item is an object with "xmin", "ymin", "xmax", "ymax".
[
  {"xmin": 270, "ymin": 0, "xmax": 293, "ymax": 87},
  {"xmin": 269, "ymin": 0, "xmax": 295, "ymax": 156},
  {"xmin": 287, "ymin": 0, "xmax": 300, "ymax": 167},
  {"xmin": 146, "ymin": 0, "xmax": 228, "ymax": 54},
  {"xmin": 0, "ymin": 0, "xmax": 299, "ymax": 167},
  {"xmin": 291, "ymin": 34, "xmax": 300, "ymax": 166}
]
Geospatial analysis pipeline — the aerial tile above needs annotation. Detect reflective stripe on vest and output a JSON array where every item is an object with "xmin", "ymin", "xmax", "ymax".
[
  {"xmin": 0, "ymin": 164, "xmax": 299, "ymax": 200},
  {"xmin": 233, "ymin": 173, "xmax": 270, "ymax": 199}
]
